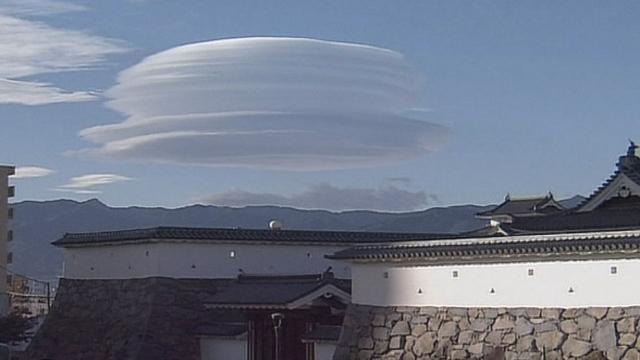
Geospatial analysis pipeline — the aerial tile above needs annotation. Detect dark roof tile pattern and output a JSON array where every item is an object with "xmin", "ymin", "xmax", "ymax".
[
  {"xmin": 192, "ymin": 323, "xmax": 247, "ymax": 337},
  {"xmin": 328, "ymin": 229, "xmax": 640, "ymax": 260},
  {"xmin": 206, "ymin": 273, "xmax": 350, "ymax": 307},
  {"xmin": 507, "ymin": 208, "xmax": 640, "ymax": 234},
  {"xmin": 53, "ymin": 226, "xmax": 455, "ymax": 247}
]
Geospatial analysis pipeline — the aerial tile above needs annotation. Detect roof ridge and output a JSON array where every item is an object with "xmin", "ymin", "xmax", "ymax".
[
  {"xmin": 504, "ymin": 195, "xmax": 549, "ymax": 201},
  {"xmin": 53, "ymin": 226, "xmax": 458, "ymax": 247}
]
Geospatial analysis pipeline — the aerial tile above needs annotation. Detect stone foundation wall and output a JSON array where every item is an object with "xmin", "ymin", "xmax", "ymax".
[
  {"xmin": 24, "ymin": 277, "xmax": 235, "ymax": 360},
  {"xmin": 334, "ymin": 305, "xmax": 640, "ymax": 360}
]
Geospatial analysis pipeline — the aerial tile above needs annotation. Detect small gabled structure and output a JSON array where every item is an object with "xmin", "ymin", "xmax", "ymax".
[
  {"xmin": 204, "ymin": 272, "xmax": 351, "ymax": 311},
  {"xmin": 204, "ymin": 272, "xmax": 349, "ymax": 360},
  {"xmin": 476, "ymin": 191, "xmax": 565, "ymax": 224},
  {"xmin": 576, "ymin": 141, "xmax": 640, "ymax": 212}
]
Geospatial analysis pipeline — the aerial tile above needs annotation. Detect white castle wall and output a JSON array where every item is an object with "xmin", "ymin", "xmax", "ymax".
[
  {"xmin": 62, "ymin": 241, "xmax": 351, "ymax": 279},
  {"xmin": 352, "ymin": 258, "xmax": 640, "ymax": 308}
]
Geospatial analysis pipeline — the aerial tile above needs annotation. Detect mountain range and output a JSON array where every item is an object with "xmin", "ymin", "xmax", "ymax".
[{"xmin": 7, "ymin": 196, "xmax": 584, "ymax": 282}]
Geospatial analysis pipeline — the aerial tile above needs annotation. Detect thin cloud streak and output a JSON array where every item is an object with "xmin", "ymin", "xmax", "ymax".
[
  {"xmin": 12, "ymin": 166, "xmax": 54, "ymax": 179},
  {"xmin": 60, "ymin": 174, "xmax": 132, "ymax": 189},
  {"xmin": 51, "ymin": 188, "xmax": 102, "ymax": 195},
  {"xmin": 0, "ymin": 2, "xmax": 127, "ymax": 105},
  {"xmin": 197, "ymin": 183, "xmax": 432, "ymax": 211},
  {"xmin": 79, "ymin": 37, "xmax": 449, "ymax": 170}
]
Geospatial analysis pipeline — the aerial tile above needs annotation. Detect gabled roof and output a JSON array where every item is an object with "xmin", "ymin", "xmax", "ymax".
[
  {"xmin": 204, "ymin": 272, "xmax": 351, "ymax": 309},
  {"xmin": 577, "ymin": 141, "xmax": 640, "ymax": 212},
  {"xmin": 477, "ymin": 193, "xmax": 564, "ymax": 218},
  {"xmin": 53, "ymin": 226, "xmax": 455, "ymax": 247}
]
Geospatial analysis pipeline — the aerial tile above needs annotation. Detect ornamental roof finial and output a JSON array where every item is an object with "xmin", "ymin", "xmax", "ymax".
[
  {"xmin": 628, "ymin": 139, "xmax": 638, "ymax": 157},
  {"xmin": 505, "ymin": 193, "xmax": 511, "ymax": 201}
]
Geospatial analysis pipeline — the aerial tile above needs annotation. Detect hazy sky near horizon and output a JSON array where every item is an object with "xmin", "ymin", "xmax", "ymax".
[{"xmin": 1, "ymin": 0, "xmax": 639, "ymax": 210}]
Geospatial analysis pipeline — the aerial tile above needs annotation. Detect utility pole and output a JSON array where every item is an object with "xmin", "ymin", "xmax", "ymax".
[{"xmin": 46, "ymin": 283, "xmax": 51, "ymax": 312}]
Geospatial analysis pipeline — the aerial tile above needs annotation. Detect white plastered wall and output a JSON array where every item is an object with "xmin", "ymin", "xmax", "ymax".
[
  {"xmin": 199, "ymin": 338, "xmax": 246, "ymax": 360},
  {"xmin": 352, "ymin": 258, "xmax": 640, "ymax": 308},
  {"xmin": 314, "ymin": 343, "xmax": 337, "ymax": 360},
  {"xmin": 62, "ymin": 242, "xmax": 351, "ymax": 279}
]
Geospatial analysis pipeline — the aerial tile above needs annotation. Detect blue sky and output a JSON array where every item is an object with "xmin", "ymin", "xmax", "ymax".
[{"xmin": 1, "ymin": 0, "xmax": 639, "ymax": 210}]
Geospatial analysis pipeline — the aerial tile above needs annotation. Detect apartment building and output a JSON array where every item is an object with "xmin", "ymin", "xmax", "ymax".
[{"xmin": 0, "ymin": 165, "xmax": 14, "ymax": 316}]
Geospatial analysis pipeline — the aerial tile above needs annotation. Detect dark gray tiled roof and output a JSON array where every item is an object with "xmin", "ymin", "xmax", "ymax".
[
  {"xmin": 477, "ymin": 195, "xmax": 562, "ymax": 217},
  {"xmin": 53, "ymin": 226, "xmax": 454, "ymax": 247},
  {"xmin": 192, "ymin": 323, "xmax": 247, "ymax": 337},
  {"xmin": 206, "ymin": 273, "xmax": 350, "ymax": 308},
  {"xmin": 328, "ymin": 228, "xmax": 640, "ymax": 261},
  {"xmin": 302, "ymin": 325, "xmax": 342, "ymax": 342},
  {"xmin": 507, "ymin": 208, "xmax": 640, "ymax": 234}
]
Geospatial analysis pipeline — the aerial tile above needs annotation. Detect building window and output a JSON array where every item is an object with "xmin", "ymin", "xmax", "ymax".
[
  {"xmin": 6, "ymin": 252, "xmax": 12, "ymax": 264},
  {"xmin": 528, "ymin": 268, "xmax": 534, "ymax": 276},
  {"xmin": 452, "ymin": 270, "xmax": 459, "ymax": 278},
  {"xmin": 145, "ymin": 250, "xmax": 150, "ymax": 256},
  {"xmin": 383, "ymin": 271, "xmax": 389, "ymax": 279},
  {"xmin": 611, "ymin": 266, "xmax": 618, "ymax": 274},
  {"xmin": 229, "ymin": 250, "xmax": 236, "ymax": 258},
  {"xmin": 306, "ymin": 252, "xmax": 312, "ymax": 258},
  {"xmin": 7, "ymin": 230, "xmax": 13, "ymax": 242}
]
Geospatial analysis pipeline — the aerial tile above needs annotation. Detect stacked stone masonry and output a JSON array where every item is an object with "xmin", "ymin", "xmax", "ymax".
[
  {"xmin": 334, "ymin": 305, "xmax": 640, "ymax": 360},
  {"xmin": 25, "ymin": 277, "xmax": 237, "ymax": 360}
]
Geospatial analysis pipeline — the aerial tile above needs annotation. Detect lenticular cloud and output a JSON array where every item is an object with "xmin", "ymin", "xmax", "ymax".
[{"xmin": 80, "ymin": 37, "xmax": 449, "ymax": 170}]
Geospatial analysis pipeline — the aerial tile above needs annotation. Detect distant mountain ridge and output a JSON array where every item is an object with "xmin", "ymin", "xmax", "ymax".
[{"xmin": 7, "ymin": 196, "xmax": 583, "ymax": 282}]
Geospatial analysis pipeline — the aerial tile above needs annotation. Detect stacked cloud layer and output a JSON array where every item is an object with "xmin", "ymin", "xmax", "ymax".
[
  {"xmin": 81, "ymin": 37, "xmax": 448, "ymax": 170},
  {"xmin": 0, "ymin": 2, "xmax": 126, "ymax": 105}
]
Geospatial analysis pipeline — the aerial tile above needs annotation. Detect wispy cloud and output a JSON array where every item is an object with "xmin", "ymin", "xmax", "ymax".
[
  {"xmin": 0, "ymin": 1, "xmax": 127, "ymax": 105},
  {"xmin": 59, "ymin": 174, "xmax": 132, "ymax": 189},
  {"xmin": 12, "ymin": 166, "xmax": 54, "ymax": 179},
  {"xmin": 51, "ymin": 188, "xmax": 102, "ymax": 195},
  {"xmin": 0, "ymin": 0, "xmax": 85, "ymax": 16},
  {"xmin": 196, "ymin": 183, "xmax": 434, "ymax": 211},
  {"xmin": 78, "ymin": 37, "xmax": 449, "ymax": 170}
]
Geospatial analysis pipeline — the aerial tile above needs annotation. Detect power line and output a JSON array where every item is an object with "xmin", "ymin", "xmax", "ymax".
[{"xmin": 0, "ymin": 264, "xmax": 50, "ymax": 285}]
